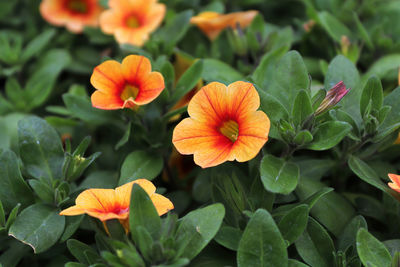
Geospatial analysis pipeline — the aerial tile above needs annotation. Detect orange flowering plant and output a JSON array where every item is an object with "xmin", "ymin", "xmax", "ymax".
[{"xmin": 3, "ymin": 1, "xmax": 400, "ymax": 267}]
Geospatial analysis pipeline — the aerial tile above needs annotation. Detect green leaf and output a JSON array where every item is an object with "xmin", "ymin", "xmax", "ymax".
[
  {"xmin": 129, "ymin": 183, "xmax": 161, "ymax": 239},
  {"xmin": 292, "ymin": 90, "xmax": 313, "ymax": 128},
  {"xmin": 268, "ymin": 51, "xmax": 310, "ymax": 110},
  {"xmin": 260, "ymin": 154, "xmax": 299, "ymax": 195},
  {"xmin": 5, "ymin": 77, "xmax": 24, "ymax": 107},
  {"xmin": 119, "ymin": 150, "xmax": 163, "ymax": 185},
  {"xmin": 338, "ymin": 215, "xmax": 367, "ymax": 252},
  {"xmin": 175, "ymin": 203, "xmax": 225, "ymax": 260},
  {"xmin": 278, "ymin": 204, "xmax": 309, "ymax": 245},
  {"xmin": 348, "ymin": 156, "xmax": 389, "ymax": 193},
  {"xmin": 353, "ymin": 12, "xmax": 373, "ymax": 50},
  {"xmin": 18, "ymin": 116, "xmax": 64, "ymax": 183},
  {"xmin": 0, "ymin": 150, "xmax": 33, "ymax": 212},
  {"xmin": 9, "ymin": 204, "xmax": 65, "ymax": 254},
  {"xmin": 377, "ymin": 87, "xmax": 400, "ymax": 138},
  {"xmin": 356, "ymin": 228, "xmax": 391, "ymax": 267},
  {"xmin": 295, "ymin": 217, "xmax": 335, "ymax": 267},
  {"xmin": 360, "ymin": 76, "xmax": 383, "ymax": 117},
  {"xmin": 214, "ymin": 225, "xmax": 243, "ymax": 251},
  {"xmin": 366, "ymin": 54, "xmax": 400, "ymax": 79},
  {"xmin": 318, "ymin": 11, "xmax": 352, "ymax": 42},
  {"xmin": 115, "ymin": 123, "xmax": 132, "ymax": 150},
  {"xmin": 20, "ymin": 29, "xmax": 56, "ymax": 62},
  {"xmin": 25, "ymin": 49, "xmax": 70, "ymax": 109},
  {"xmin": 60, "ymin": 215, "xmax": 84, "ymax": 242},
  {"xmin": 202, "ymin": 59, "xmax": 244, "ymax": 84},
  {"xmin": 252, "ymin": 45, "xmax": 290, "ymax": 90},
  {"xmin": 5, "ymin": 203, "xmax": 20, "ymax": 231},
  {"xmin": 170, "ymin": 60, "xmax": 203, "ymax": 104},
  {"xmin": 237, "ymin": 209, "xmax": 288, "ymax": 267},
  {"xmin": 288, "ymin": 259, "xmax": 309, "ymax": 267},
  {"xmin": 307, "ymin": 121, "xmax": 352, "ymax": 151},
  {"xmin": 28, "ymin": 180, "xmax": 54, "ymax": 203},
  {"xmin": 67, "ymin": 239, "xmax": 99, "ymax": 265}
]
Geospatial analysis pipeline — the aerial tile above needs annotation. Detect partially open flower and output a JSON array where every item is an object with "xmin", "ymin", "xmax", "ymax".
[
  {"xmin": 60, "ymin": 179, "xmax": 174, "ymax": 233},
  {"xmin": 315, "ymin": 81, "xmax": 350, "ymax": 115},
  {"xmin": 388, "ymin": 173, "xmax": 400, "ymax": 193},
  {"xmin": 90, "ymin": 55, "xmax": 165, "ymax": 110},
  {"xmin": 40, "ymin": 0, "xmax": 103, "ymax": 33},
  {"xmin": 190, "ymin": 11, "xmax": 258, "ymax": 41},
  {"xmin": 99, "ymin": 0, "xmax": 166, "ymax": 46},
  {"xmin": 172, "ymin": 81, "xmax": 270, "ymax": 168}
]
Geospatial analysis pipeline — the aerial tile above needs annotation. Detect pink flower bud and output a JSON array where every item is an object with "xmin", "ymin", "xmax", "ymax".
[{"xmin": 315, "ymin": 81, "xmax": 350, "ymax": 115}]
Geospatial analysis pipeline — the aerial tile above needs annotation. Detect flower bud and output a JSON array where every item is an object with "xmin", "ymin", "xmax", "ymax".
[{"xmin": 315, "ymin": 81, "xmax": 350, "ymax": 115}]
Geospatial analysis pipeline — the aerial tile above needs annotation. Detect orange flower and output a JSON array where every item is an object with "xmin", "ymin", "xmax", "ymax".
[
  {"xmin": 388, "ymin": 174, "xmax": 400, "ymax": 193},
  {"xmin": 40, "ymin": 0, "xmax": 103, "ymax": 33},
  {"xmin": 99, "ymin": 0, "xmax": 166, "ymax": 46},
  {"xmin": 90, "ymin": 55, "xmax": 165, "ymax": 110},
  {"xmin": 190, "ymin": 11, "xmax": 258, "ymax": 41},
  {"xmin": 172, "ymin": 81, "xmax": 270, "ymax": 168},
  {"xmin": 60, "ymin": 179, "xmax": 174, "ymax": 232}
]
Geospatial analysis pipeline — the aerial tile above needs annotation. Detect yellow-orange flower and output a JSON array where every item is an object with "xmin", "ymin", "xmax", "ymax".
[
  {"xmin": 40, "ymin": 0, "xmax": 103, "ymax": 33},
  {"xmin": 172, "ymin": 81, "xmax": 270, "ymax": 168},
  {"xmin": 388, "ymin": 173, "xmax": 400, "ymax": 193},
  {"xmin": 60, "ymin": 179, "xmax": 174, "ymax": 232},
  {"xmin": 90, "ymin": 55, "xmax": 165, "ymax": 110},
  {"xmin": 99, "ymin": 0, "xmax": 166, "ymax": 46},
  {"xmin": 190, "ymin": 11, "xmax": 258, "ymax": 41}
]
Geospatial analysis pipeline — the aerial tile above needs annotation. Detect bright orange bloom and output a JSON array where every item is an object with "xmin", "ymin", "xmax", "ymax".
[
  {"xmin": 90, "ymin": 55, "xmax": 165, "ymax": 110},
  {"xmin": 40, "ymin": 0, "xmax": 103, "ymax": 33},
  {"xmin": 60, "ymin": 179, "xmax": 174, "ymax": 232},
  {"xmin": 190, "ymin": 11, "xmax": 258, "ymax": 41},
  {"xmin": 172, "ymin": 81, "xmax": 270, "ymax": 168},
  {"xmin": 99, "ymin": 0, "xmax": 166, "ymax": 46},
  {"xmin": 388, "ymin": 174, "xmax": 400, "ymax": 193}
]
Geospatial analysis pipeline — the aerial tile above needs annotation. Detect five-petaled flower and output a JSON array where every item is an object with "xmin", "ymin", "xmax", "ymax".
[
  {"xmin": 388, "ymin": 173, "xmax": 400, "ymax": 193},
  {"xmin": 40, "ymin": 0, "xmax": 103, "ymax": 33},
  {"xmin": 172, "ymin": 81, "xmax": 270, "ymax": 168},
  {"xmin": 99, "ymin": 0, "xmax": 166, "ymax": 47},
  {"xmin": 60, "ymin": 179, "xmax": 174, "ymax": 233},
  {"xmin": 315, "ymin": 81, "xmax": 350, "ymax": 115},
  {"xmin": 90, "ymin": 55, "xmax": 165, "ymax": 110},
  {"xmin": 190, "ymin": 11, "xmax": 258, "ymax": 41}
]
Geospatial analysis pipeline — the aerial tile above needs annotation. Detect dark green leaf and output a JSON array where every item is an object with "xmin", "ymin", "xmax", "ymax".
[
  {"xmin": 21, "ymin": 29, "xmax": 56, "ymax": 62},
  {"xmin": 318, "ymin": 11, "xmax": 352, "ymax": 42},
  {"xmin": 214, "ymin": 225, "xmax": 242, "ymax": 251},
  {"xmin": 292, "ymin": 90, "xmax": 313, "ymax": 128},
  {"xmin": 18, "ymin": 116, "xmax": 64, "ymax": 183},
  {"xmin": 260, "ymin": 154, "xmax": 299, "ymax": 195},
  {"xmin": 9, "ymin": 204, "xmax": 65, "ymax": 253},
  {"xmin": 278, "ymin": 204, "xmax": 309, "ymax": 245},
  {"xmin": 119, "ymin": 150, "xmax": 163, "ymax": 185},
  {"xmin": 237, "ymin": 209, "xmax": 288, "ymax": 267},
  {"xmin": 202, "ymin": 59, "xmax": 244, "ymax": 84},
  {"xmin": 307, "ymin": 121, "xmax": 352, "ymax": 150},
  {"xmin": 360, "ymin": 76, "xmax": 383, "ymax": 117},
  {"xmin": 171, "ymin": 60, "xmax": 203, "ymax": 104},
  {"xmin": 356, "ymin": 228, "xmax": 391, "ymax": 267},
  {"xmin": 67, "ymin": 239, "xmax": 99, "ymax": 265},
  {"xmin": 338, "ymin": 215, "xmax": 367, "ymax": 251}
]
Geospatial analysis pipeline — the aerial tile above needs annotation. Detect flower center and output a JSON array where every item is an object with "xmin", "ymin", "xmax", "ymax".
[
  {"xmin": 219, "ymin": 120, "xmax": 239, "ymax": 142},
  {"xmin": 126, "ymin": 16, "xmax": 140, "ymax": 28},
  {"xmin": 121, "ymin": 84, "xmax": 139, "ymax": 101},
  {"xmin": 67, "ymin": 0, "xmax": 88, "ymax": 13}
]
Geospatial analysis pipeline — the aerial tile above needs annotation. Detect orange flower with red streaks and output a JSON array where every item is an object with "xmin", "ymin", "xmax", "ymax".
[
  {"xmin": 90, "ymin": 55, "xmax": 165, "ymax": 110},
  {"xmin": 190, "ymin": 11, "xmax": 258, "ymax": 41},
  {"xmin": 60, "ymin": 179, "xmax": 174, "ymax": 232},
  {"xmin": 172, "ymin": 81, "xmax": 270, "ymax": 168},
  {"xmin": 388, "ymin": 173, "xmax": 400, "ymax": 193},
  {"xmin": 99, "ymin": 0, "xmax": 166, "ymax": 46},
  {"xmin": 40, "ymin": 0, "xmax": 103, "ymax": 33}
]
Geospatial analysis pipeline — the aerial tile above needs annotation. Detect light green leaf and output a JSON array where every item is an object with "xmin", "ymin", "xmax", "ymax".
[
  {"xmin": 356, "ymin": 228, "xmax": 391, "ymax": 267},
  {"xmin": 202, "ymin": 59, "xmax": 244, "ymax": 84}
]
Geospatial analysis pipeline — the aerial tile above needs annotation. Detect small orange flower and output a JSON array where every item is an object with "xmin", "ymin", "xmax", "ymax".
[
  {"xmin": 90, "ymin": 55, "xmax": 165, "ymax": 110},
  {"xmin": 60, "ymin": 179, "xmax": 174, "ymax": 232},
  {"xmin": 40, "ymin": 0, "xmax": 103, "ymax": 33},
  {"xmin": 190, "ymin": 11, "xmax": 258, "ymax": 41},
  {"xmin": 172, "ymin": 81, "xmax": 270, "ymax": 168},
  {"xmin": 388, "ymin": 173, "xmax": 400, "ymax": 193},
  {"xmin": 99, "ymin": 0, "xmax": 166, "ymax": 46}
]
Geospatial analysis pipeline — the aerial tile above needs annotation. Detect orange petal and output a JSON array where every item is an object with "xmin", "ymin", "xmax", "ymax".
[
  {"xmin": 121, "ymin": 55, "xmax": 152, "ymax": 85},
  {"xmin": 172, "ymin": 118, "xmax": 234, "ymax": 168},
  {"xmin": 135, "ymin": 72, "xmax": 165, "ymax": 105},
  {"xmin": 90, "ymin": 60, "xmax": 124, "ymax": 94},
  {"xmin": 59, "ymin": 206, "xmax": 86, "ymax": 216},
  {"xmin": 99, "ymin": 9, "xmax": 124, "ymax": 34},
  {"xmin": 141, "ymin": 3, "xmax": 166, "ymax": 32},
  {"xmin": 76, "ymin": 189, "xmax": 116, "ymax": 211},
  {"xmin": 388, "ymin": 173, "xmax": 400, "ymax": 186},
  {"xmin": 115, "ymin": 179, "xmax": 157, "ymax": 208},
  {"xmin": 86, "ymin": 210, "xmax": 128, "ymax": 221},
  {"xmin": 187, "ymin": 82, "xmax": 229, "ymax": 125},
  {"xmin": 226, "ymin": 81, "xmax": 260, "ymax": 119},
  {"xmin": 91, "ymin": 90, "xmax": 124, "ymax": 110},
  {"xmin": 150, "ymin": 194, "xmax": 174, "ymax": 216},
  {"xmin": 232, "ymin": 111, "xmax": 270, "ymax": 162},
  {"xmin": 114, "ymin": 27, "xmax": 150, "ymax": 47}
]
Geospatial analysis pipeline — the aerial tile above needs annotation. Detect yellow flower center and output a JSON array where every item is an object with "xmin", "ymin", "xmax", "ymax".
[
  {"xmin": 121, "ymin": 84, "xmax": 139, "ymax": 101},
  {"xmin": 219, "ymin": 120, "xmax": 239, "ymax": 142},
  {"xmin": 67, "ymin": 0, "xmax": 88, "ymax": 13},
  {"xmin": 126, "ymin": 16, "xmax": 140, "ymax": 28}
]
